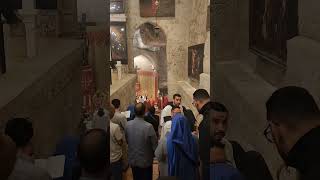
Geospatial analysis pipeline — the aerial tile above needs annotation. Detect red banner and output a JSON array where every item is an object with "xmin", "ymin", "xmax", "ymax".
[{"xmin": 81, "ymin": 65, "xmax": 95, "ymax": 113}]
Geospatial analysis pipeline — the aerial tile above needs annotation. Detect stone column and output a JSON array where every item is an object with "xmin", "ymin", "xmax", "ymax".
[
  {"xmin": 86, "ymin": 24, "xmax": 108, "ymax": 93},
  {"xmin": 19, "ymin": 0, "xmax": 39, "ymax": 58},
  {"xmin": 116, "ymin": 61, "xmax": 122, "ymax": 80}
]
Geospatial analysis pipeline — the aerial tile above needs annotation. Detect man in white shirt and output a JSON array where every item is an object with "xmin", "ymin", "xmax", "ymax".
[
  {"xmin": 111, "ymin": 99, "xmax": 128, "ymax": 170},
  {"xmin": 5, "ymin": 118, "xmax": 52, "ymax": 180},
  {"xmin": 111, "ymin": 99, "xmax": 127, "ymax": 131},
  {"xmin": 110, "ymin": 117, "xmax": 125, "ymax": 180},
  {"xmin": 160, "ymin": 94, "xmax": 184, "ymax": 130}
]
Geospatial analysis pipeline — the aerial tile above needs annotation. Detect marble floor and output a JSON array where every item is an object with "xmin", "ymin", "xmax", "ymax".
[{"xmin": 123, "ymin": 160, "xmax": 159, "ymax": 180}]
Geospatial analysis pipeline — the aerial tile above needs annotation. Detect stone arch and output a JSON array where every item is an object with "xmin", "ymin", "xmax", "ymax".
[{"xmin": 132, "ymin": 22, "xmax": 168, "ymax": 94}]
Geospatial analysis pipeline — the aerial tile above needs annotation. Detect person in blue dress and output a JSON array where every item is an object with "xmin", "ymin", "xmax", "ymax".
[{"xmin": 167, "ymin": 114, "xmax": 199, "ymax": 180}]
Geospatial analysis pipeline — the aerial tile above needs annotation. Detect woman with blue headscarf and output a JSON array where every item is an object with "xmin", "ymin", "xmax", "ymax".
[{"xmin": 167, "ymin": 114, "xmax": 199, "ymax": 180}]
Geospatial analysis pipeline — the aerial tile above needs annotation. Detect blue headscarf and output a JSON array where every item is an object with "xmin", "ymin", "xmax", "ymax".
[{"xmin": 167, "ymin": 114, "xmax": 199, "ymax": 180}]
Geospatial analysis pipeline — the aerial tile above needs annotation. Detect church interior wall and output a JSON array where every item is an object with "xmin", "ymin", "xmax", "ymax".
[
  {"xmin": 213, "ymin": 0, "xmax": 320, "ymax": 178},
  {"xmin": 127, "ymin": 0, "xmax": 209, "ymax": 98},
  {"xmin": 0, "ymin": 41, "xmax": 83, "ymax": 157}
]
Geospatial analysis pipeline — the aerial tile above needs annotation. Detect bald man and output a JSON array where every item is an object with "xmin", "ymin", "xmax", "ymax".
[
  {"xmin": 126, "ymin": 103, "xmax": 158, "ymax": 180},
  {"xmin": 78, "ymin": 129, "xmax": 109, "ymax": 180},
  {"xmin": 0, "ymin": 134, "xmax": 17, "ymax": 179}
]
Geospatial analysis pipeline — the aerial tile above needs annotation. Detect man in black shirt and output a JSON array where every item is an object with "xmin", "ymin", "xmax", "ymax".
[
  {"xmin": 193, "ymin": 89, "xmax": 213, "ymax": 180},
  {"xmin": 265, "ymin": 86, "xmax": 320, "ymax": 180}
]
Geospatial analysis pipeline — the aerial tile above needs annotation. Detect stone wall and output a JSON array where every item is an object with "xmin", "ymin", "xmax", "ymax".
[
  {"xmin": 283, "ymin": 0, "xmax": 320, "ymax": 104},
  {"xmin": 110, "ymin": 74, "xmax": 137, "ymax": 111},
  {"xmin": 127, "ymin": 0, "xmax": 209, "ymax": 96},
  {"xmin": 213, "ymin": 0, "xmax": 320, "ymax": 178},
  {"xmin": 0, "ymin": 39, "xmax": 83, "ymax": 157},
  {"xmin": 188, "ymin": 0, "xmax": 210, "ymax": 88}
]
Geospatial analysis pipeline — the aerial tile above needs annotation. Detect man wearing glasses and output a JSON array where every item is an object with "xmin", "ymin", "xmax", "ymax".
[{"xmin": 265, "ymin": 86, "xmax": 320, "ymax": 180}]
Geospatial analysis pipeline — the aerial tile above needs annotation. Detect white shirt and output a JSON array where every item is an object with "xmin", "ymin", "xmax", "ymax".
[
  {"xmin": 8, "ymin": 154, "xmax": 52, "ymax": 180},
  {"xmin": 111, "ymin": 111, "xmax": 127, "ymax": 132},
  {"xmin": 160, "ymin": 120, "xmax": 172, "ymax": 140},
  {"xmin": 160, "ymin": 105, "xmax": 172, "ymax": 127},
  {"xmin": 110, "ymin": 122, "xmax": 124, "ymax": 163}
]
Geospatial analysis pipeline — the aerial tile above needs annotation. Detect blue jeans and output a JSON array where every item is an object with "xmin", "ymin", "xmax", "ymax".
[{"xmin": 111, "ymin": 160, "xmax": 123, "ymax": 180}]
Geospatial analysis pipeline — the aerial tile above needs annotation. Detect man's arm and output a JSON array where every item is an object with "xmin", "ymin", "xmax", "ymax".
[
  {"xmin": 149, "ymin": 126, "xmax": 158, "ymax": 151},
  {"xmin": 114, "ymin": 125, "xmax": 123, "ymax": 146},
  {"xmin": 120, "ymin": 114, "xmax": 127, "ymax": 131}
]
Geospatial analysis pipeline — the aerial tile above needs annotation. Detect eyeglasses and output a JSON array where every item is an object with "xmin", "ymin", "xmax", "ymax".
[{"xmin": 264, "ymin": 123, "xmax": 274, "ymax": 143}]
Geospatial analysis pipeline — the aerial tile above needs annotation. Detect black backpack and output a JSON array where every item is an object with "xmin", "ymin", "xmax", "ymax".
[{"xmin": 230, "ymin": 141, "xmax": 274, "ymax": 180}]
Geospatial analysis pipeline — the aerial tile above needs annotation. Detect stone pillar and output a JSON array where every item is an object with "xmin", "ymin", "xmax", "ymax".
[
  {"xmin": 86, "ymin": 24, "xmax": 108, "ymax": 93},
  {"xmin": 19, "ymin": 0, "xmax": 39, "ymax": 58},
  {"xmin": 116, "ymin": 61, "xmax": 122, "ymax": 80}
]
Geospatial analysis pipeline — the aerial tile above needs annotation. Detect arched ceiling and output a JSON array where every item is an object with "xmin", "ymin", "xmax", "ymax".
[{"xmin": 133, "ymin": 22, "xmax": 166, "ymax": 51}]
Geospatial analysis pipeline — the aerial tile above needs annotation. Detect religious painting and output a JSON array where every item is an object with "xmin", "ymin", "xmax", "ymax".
[
  {"xmin": 110, "ymin": 22, "xmax": 128, "ymax": 64},
  {"xmin": 140, "ymin": 0, "xmax": 175, "ymax": 17},
  {"xmin": 188, "ymin": 44, "xmax": 204, "ymax": 81},
  {"xmin": 110, "ymin": 0, "xmax": 125, "ymax": 14},
  {"xmin": 249, "ymin": 0, "xmax": 298, "ymax": 66}
]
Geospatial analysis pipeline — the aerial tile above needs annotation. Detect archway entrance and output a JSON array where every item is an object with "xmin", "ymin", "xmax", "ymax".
[{"xmin": 133, "ymin": 22, "xmax": 167, "ymax": 98}]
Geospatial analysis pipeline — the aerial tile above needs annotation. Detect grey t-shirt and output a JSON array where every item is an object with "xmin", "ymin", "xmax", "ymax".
[{"xmin": 125, "ymin": 117, "xmax": 158, "ymax": 168}]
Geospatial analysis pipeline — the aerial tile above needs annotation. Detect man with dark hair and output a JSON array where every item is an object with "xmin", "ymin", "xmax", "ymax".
[
  {"xmin": 160, "ymin": 94, "xmax": 184, "ymax": 129},
  {"xmin": 126, "ymin": 103, "xmax": 158, "ymax": 180},
  {"xmin": 265, "ymin": 86, "xmax": 320, "ymax": 179},
  {"xmin": 208, "ymin": 102, "xmax": 272, "ymax": 180},
  {"xmin": 110, "ymin": 105, "xmax": 125, "ymax": 180},
  {"xmin": 5, "ymin": 118, "xmax": 52, "ymax": 180},
  {"xmin": 78, "ymin": 129, "xmax": 108, "ymax": 180},
  {"xmin": 111, "ymin": 99, "xmax": 121, "ymax": 109},
  {"xmin": 111, "ymin": 99, "xmax": 127, "ymax": 134},
  {"xmin": 193, "ymin": 89, "xmax": 212, "ymax": 180}
]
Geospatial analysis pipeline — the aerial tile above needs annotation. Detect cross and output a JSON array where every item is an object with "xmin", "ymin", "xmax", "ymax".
[{"xmin": 0, "ymin": 0, "xmax": 20, "ymax": 74}]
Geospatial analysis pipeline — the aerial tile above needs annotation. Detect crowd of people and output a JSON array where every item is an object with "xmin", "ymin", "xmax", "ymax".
[{"xmin": 2, "ymin": 86, "xmax": 320, "ymax": 180}]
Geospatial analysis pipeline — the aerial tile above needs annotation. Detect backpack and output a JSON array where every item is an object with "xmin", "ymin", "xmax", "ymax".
[{"xmin": 230, "ymin": 141, "xmax": 273, "ymax": 180}]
